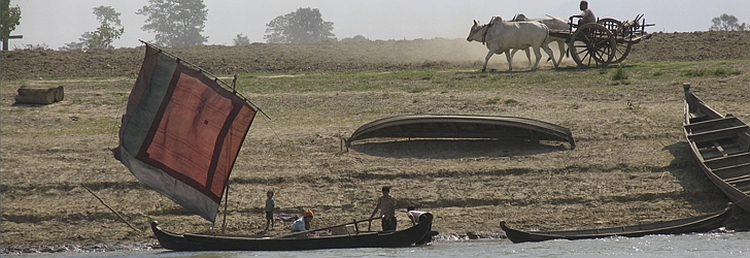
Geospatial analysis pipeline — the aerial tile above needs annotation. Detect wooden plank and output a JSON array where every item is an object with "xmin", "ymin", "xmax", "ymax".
[
  {"xmin": 725, "ymin": 174, "xmax": 750, "ymax": 185},
  {"xmin": 705, "ymin": 152, "xmax": 750, "ymax": 169},
  {"xmin": 687, "ymin": 125, "xmax": 748, "ymax": 143},
  {"xmin": 705, "ymin": 152, "xmax": 750, "ymax": 163},
  {"xmin": 712, "ymin": 141, "xmax": 727, "ymax": 157},
  {"xmin": 684, "ymin": 116, "xmax": 740, "ymax": 130},
  {"xmin": 713, "ymin": 163, "xmax": 750, "ymax": 179}
]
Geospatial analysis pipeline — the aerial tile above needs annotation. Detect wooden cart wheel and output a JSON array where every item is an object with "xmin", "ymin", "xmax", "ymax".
[
  {"xmin": 611, "ymin": 41, "xmax": 633, "ymax": 64},
  {"xmin": 598, "ymin": 18, "xmax": 622, "ymax": 36},
  {"xmin": 598, "ymin": 18, "xmax": 631, "ymax": 63},
  {"xmin": 568, "ymin": 23, "xmax": 616, "ymax": 68}
]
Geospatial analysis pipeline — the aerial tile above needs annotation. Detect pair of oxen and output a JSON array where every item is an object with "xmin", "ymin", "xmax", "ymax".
[{"xmin": 467, "ymin": 14, "xmax": 568, "ymax": 72}]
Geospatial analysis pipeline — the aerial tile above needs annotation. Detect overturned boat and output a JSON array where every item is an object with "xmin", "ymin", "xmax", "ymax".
[{"xmin": 347, "ymin": 114, "xmax": 576, "ymax": 149}]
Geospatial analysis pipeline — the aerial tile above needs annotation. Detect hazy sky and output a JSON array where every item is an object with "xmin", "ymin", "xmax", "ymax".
[{"xmin": 10, "ymin": 0, "xmax": 750, "ymax": 49}]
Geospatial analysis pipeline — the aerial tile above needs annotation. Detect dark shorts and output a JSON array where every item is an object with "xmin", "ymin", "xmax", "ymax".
[
  {"xmin": 382, "ymin": 217, "xmax": 397, "ymax": 231},
  {"xmin": 265, "ymin": 211, "xmax": 273, "ymax": 220}
]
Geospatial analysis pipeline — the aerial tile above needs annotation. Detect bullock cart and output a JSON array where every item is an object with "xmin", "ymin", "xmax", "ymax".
[{"xmin": 549, "ymin": 14, "xmax": 654, "ymax": 67}]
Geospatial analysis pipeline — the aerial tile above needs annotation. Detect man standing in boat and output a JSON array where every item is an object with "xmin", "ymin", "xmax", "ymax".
[
  {"xmin": 370, "ymin": 186, "xmax": 397, "ymax": 231},
  {"xmin": 291, "ymin": 210, "xmax": 314, "ymax": 232}
]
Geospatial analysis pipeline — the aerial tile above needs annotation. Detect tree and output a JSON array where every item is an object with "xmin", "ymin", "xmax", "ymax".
[
  {"xmin": 710, "ymin": 14, "xmax": 747, "ymax": 31},
  {"xmin": 340, "ymin": 35, "xmax": 369, "ymax": 43},
  {"xmin": 233, "ymin": 33, "xmax": 250, "ymax": 46},
  {"xmin": 137, "ymin": 0, "xmax": 208, "ymax": 47},
  {"xmin": 264, "ymin": 8, "xmax": 335, "ymax": 43},
  {"xmin": 1, "ymin": 0, "xmax": 22, "ymax": 51},
  {"xmin": 62, "ymin": 6, "xmax": 124, "ymax": 50}
]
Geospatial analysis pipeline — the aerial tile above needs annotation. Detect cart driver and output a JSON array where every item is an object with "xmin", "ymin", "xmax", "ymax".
[{"xmin": 570, "ymin": 1, "xmax": 596, "ymax": 26}]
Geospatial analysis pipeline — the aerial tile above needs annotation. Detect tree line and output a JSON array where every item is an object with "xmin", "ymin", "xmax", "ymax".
[{"xmin": 1, "ymin": 0, "xmax": 747, "ymax": 50}]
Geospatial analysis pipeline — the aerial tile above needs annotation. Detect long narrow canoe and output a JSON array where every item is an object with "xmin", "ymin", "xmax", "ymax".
[
  {"xmin": 683, "ymin": 83, "xmax": 750, "ymax": 213},
  {"xmin": 346, "ymin": 114, "xmax": 576, "ymax": 149},
  {"xmin": 501, "ymin": 204, "xmax": 732, "ymax": 243},
  {"xmin": 151, "ymin": 213, "xmax": 437, "ymax": 251}
]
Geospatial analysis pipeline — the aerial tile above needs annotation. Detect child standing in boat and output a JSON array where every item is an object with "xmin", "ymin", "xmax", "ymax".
[{"xmin": 264, "ymin": 190, "xmax": 275, "ymax": 231}]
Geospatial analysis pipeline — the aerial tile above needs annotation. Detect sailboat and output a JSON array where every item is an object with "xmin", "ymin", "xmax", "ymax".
[{"xmin": 114, "ymin": 43, "xmax": 436, "ymax": 251}]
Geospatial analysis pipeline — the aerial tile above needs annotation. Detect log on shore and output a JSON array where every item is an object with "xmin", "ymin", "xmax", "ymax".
[{"xmin": 15, "ymin": 85, "xmax": 64, "ymax": 104}]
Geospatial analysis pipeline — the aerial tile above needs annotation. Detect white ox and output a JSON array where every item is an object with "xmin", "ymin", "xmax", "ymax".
[
  {"xmin": 467, "ymin": 17, "xmax": 557, "ymax": 72},
  {"xmin": 511, "ymin": 14, "xmax": 569, "ymax": 65}
]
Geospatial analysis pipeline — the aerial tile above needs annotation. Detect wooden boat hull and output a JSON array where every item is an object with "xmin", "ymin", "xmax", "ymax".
[
  {"xmin": 501, "ymin": 204, "xmax": 732, "ymax": 243},
  {"xmin": 346, "ymin": 114, "xmax": 576, "ymax": 149},
  {"xmin": 683, "ymin": 84, "xmax": 750, "ymax": 213},
  {"xmin": 151, "ymin": 213, "xmax": 436, "ymax": 251}
]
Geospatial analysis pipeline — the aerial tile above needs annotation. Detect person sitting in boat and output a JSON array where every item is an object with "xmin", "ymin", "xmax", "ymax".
[
  {"xmin": 407, "ymin": 206, "xmax": 429, "ymax": 226},
  {"xmin": 291, "ymin": 210, "xmax": 314, "ymax": 232}
]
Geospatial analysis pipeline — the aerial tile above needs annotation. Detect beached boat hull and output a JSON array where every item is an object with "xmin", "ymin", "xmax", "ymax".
[
  {"xmin": 346, "ymin": 114, "xmax": 576, "ymax": 149},
  {"xmin": 500, "ymin": 204, "xmax": 732, "ymax": 243},
  {"xmin": 151, "ymin": 214, "xmax": 436, "ymax": 251},
  {"xmin": 683, "ymin": 83, "xmax": 750, "ymax": 213}
]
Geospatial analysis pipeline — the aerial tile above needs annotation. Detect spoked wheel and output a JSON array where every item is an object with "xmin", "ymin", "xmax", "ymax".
[
  {"xmin": 568, "ymin": 23, "xmax": 616, "ymax": 68},
  {"xmin": 598, "ymin": 18, "xmax": 622, "ymax": 35},
  {"xmin": 598, "ymin": 18, "xmax": 631, "ymax": 63}
]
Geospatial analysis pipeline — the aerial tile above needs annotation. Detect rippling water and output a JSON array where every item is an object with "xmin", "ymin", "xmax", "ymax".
[{"xmin": 6, "ymin": 232, "xmax": 750, "ymax": 257}]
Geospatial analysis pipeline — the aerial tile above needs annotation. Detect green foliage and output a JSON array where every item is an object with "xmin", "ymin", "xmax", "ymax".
[
  {"xmin": 137, "ymin": 0, "xmax": 208, "ymax": 47},
  {"xmin": 233, "ymin": 34, "xmax": 250, "ymax": 46},
  {"xmin": 484, "ymin": 97, "xmax": 499, "ymax": 105},
  {"xmin": 1, "ymin": 0, "xmax": 22, "ymax": 50},
  {"xmin": 19, "ymin": 43, "xmax": 48, "ymax": 50},
  {"xmin": 710, "ymin": 14, "xmax": 747, "ymax": 31},
  {"xmin": 264, "ymin": 8, "xmax": 335, "ymax": 43},
  {"xmin": 340, "ymin": 35, "xmax": 369, "ymax": 43},
  {"xmin": 611, "ymin": 64, "xmax": 628, "ymax": 81},
  {"xmin": 62, "ymin": 6, "xmax": 124, "ymax": 50},
  {"xmin": 681, "ymin": 67, "xmax": 741, "ymax": 77}
]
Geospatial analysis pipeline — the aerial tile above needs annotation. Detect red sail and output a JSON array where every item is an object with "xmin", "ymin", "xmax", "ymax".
[{"xmin": 115, "ymin": 45, "xmax": 256, "ymax": 222}]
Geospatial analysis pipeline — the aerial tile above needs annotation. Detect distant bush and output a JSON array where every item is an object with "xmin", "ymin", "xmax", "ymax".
[
  {"xmin": 340, "ymin": 35, "xmax": 370, "ymax": 43},
  {"xmin": 17, "ymin": 44, "xmax": 50, "ymax": 50},
  {"xmin": 611, "ymin": 65, "xmax": 629, "ymax": 81},
  {"xmin": 681, "ymin": 67, "xmax": 741, "ymax": 77},
  {"xmin": 504, "ymin": 99, "xmax": 519, "ymax": 105}
]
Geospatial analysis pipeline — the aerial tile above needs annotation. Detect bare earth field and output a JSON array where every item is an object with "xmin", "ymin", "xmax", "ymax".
[{"xmin": 2, "ymin": 31, "xmax": 750, "ymax": 253}]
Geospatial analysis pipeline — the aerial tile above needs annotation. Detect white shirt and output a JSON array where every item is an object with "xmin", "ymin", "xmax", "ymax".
[
  {"xmin": 291, "ymin": 217, "xmax": 307, "ymax": 232},
  {"xmin": 408, "ymin": 210, "xmax": 428, "ymax": 224},
  {"xmin": 581, "ymin": 9, "xmax": 596, "ymax": 24}
]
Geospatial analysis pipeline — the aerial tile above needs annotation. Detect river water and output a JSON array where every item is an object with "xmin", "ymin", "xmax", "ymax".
[{"xmin": 6, "ymin": 231, "xmax": 750, "ymax": 257}]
